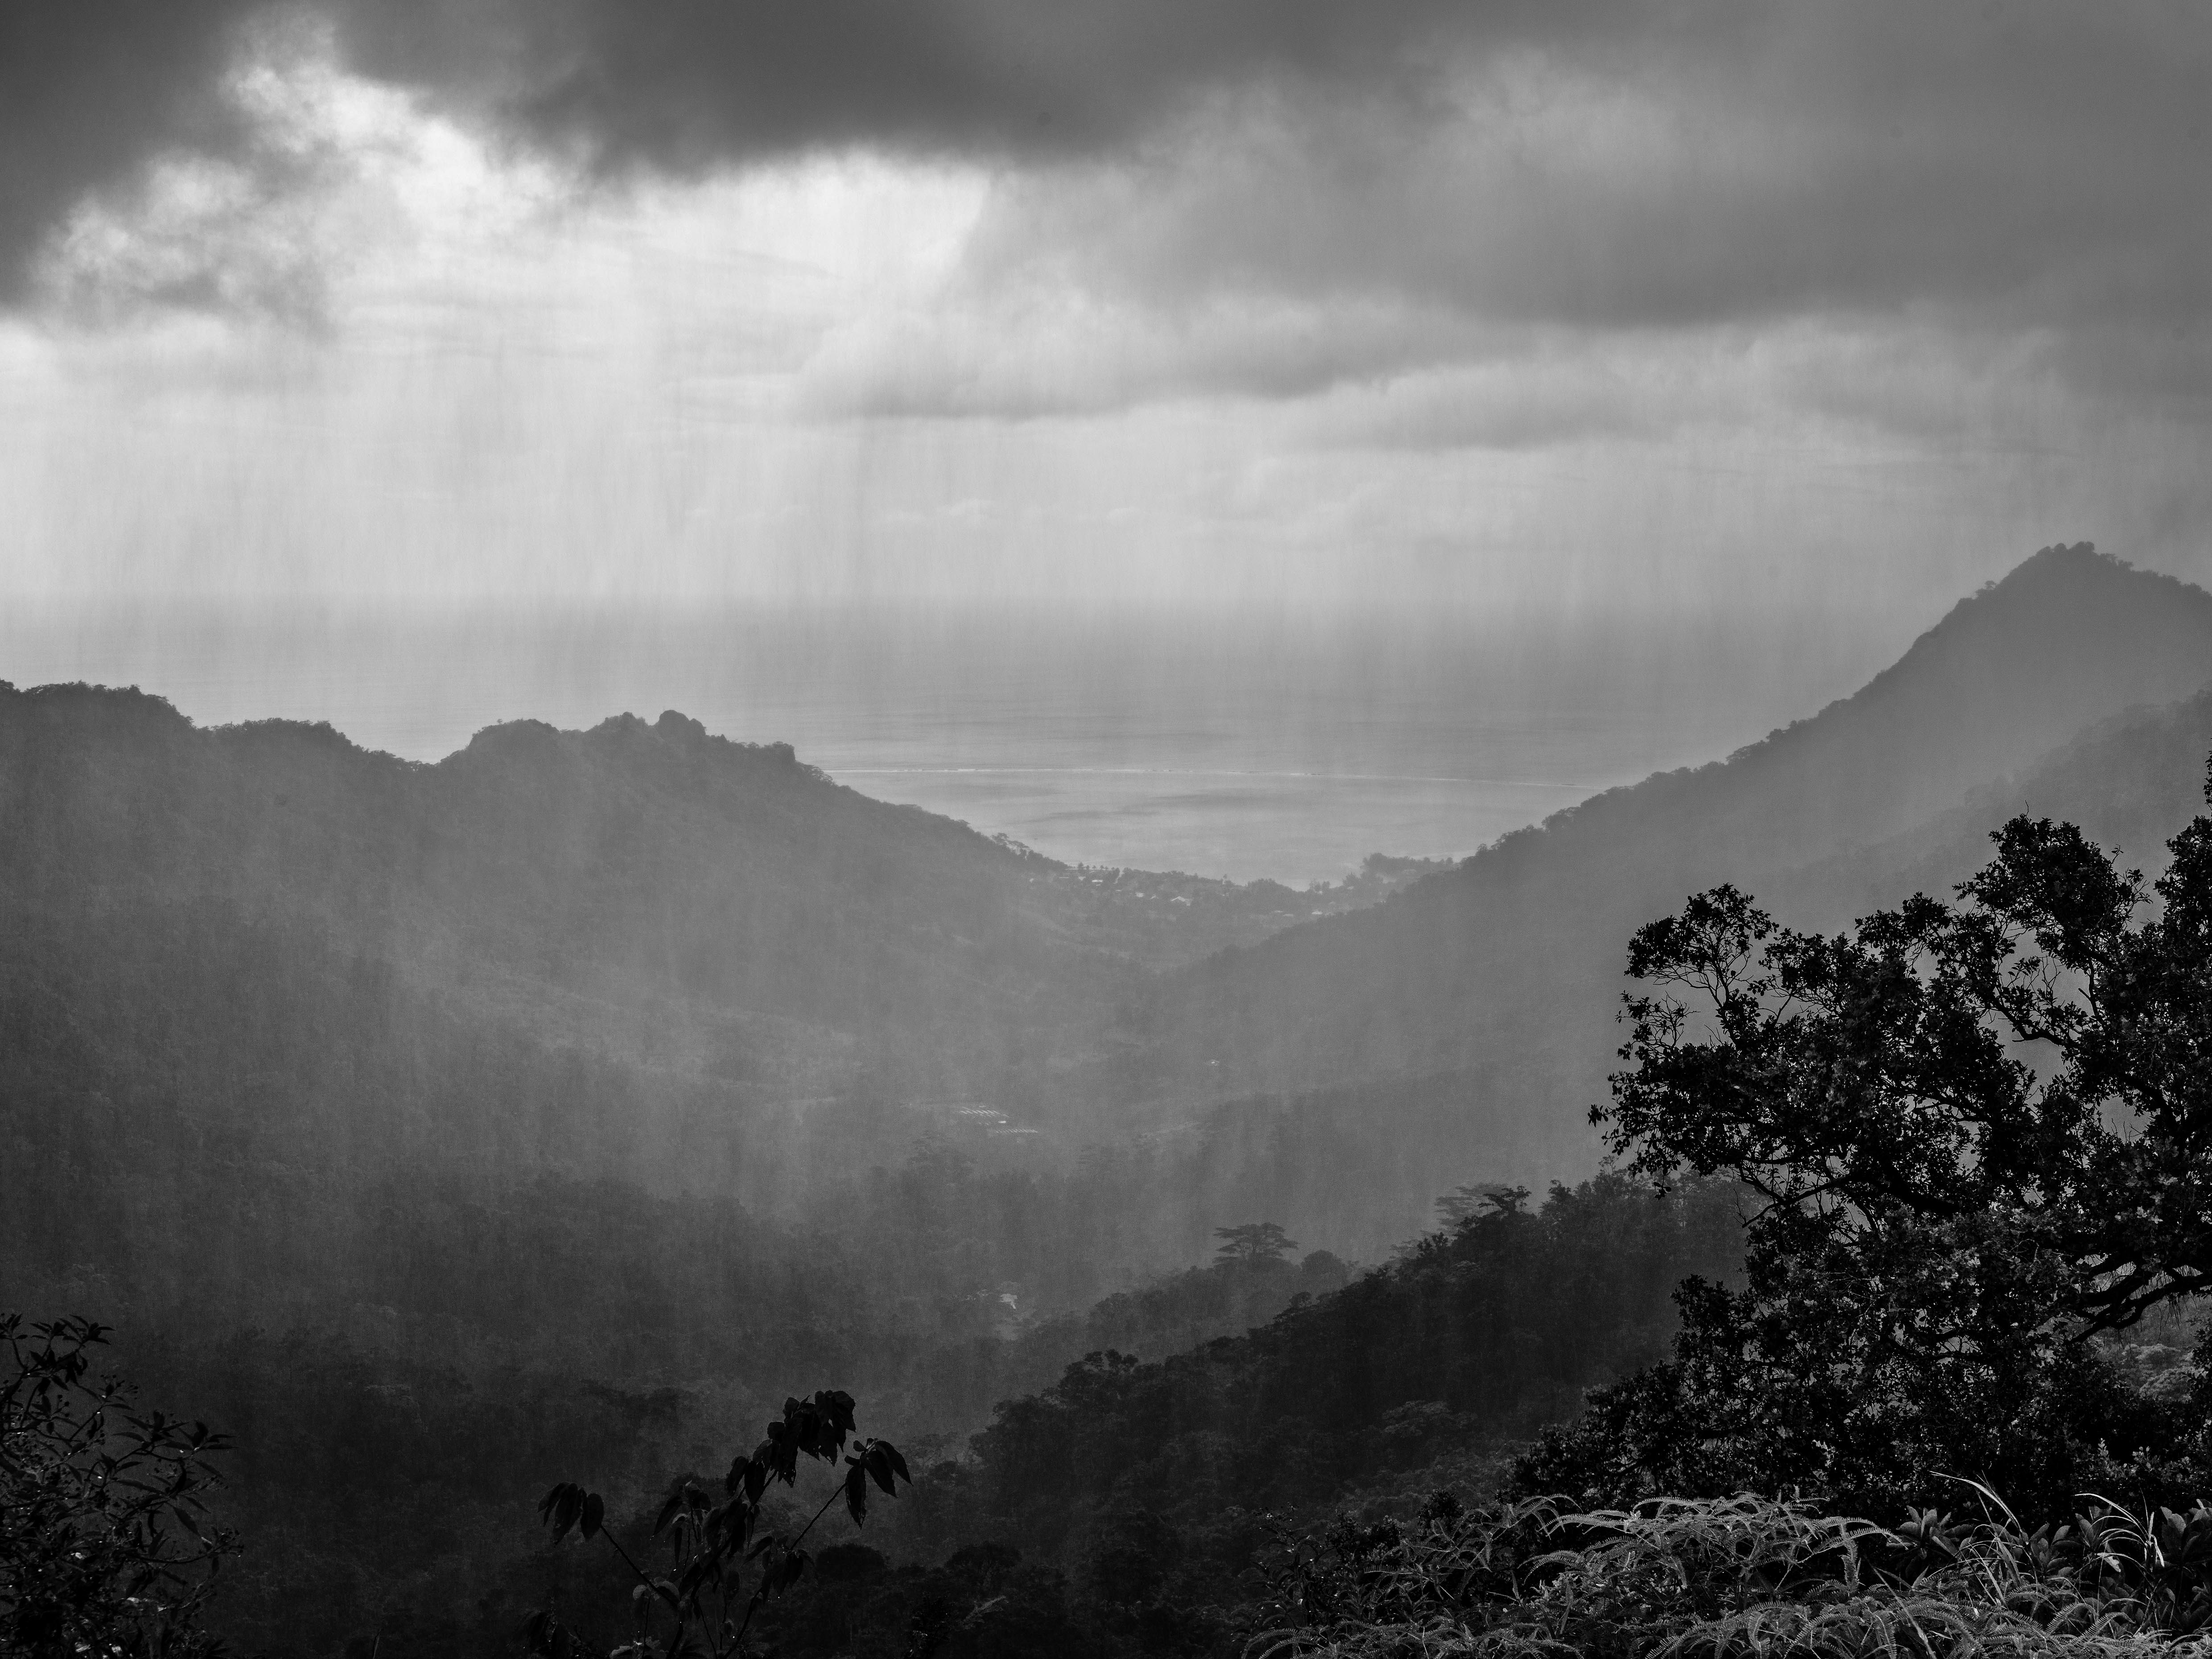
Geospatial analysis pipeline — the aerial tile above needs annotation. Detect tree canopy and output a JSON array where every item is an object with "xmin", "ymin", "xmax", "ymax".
[
  {"xmin": 1211, "ymin": 1222, "xmax": 1298, "ymax": 1264},
  {"xmin": 1520, "ymin": 757, "xmax": 2212, "ymax": 1515},
  {"xmin": 1606, "ymin": 778, "xmax": 2212, "ymax": 1334}
]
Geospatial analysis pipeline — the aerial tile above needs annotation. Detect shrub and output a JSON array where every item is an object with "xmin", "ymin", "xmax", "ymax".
[{"xmin": 0, "ymin": 1314, "xmax": 236, "ymax": 1658}]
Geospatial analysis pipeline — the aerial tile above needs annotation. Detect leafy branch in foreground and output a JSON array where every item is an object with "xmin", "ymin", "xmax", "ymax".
[
  {"xmin": 524, "ymin": 1388, "xmax": 909, "ymax": 1658},
  {"xmin": 0, "ymin": 1313, "xmax": 237, "ymax": 1658}
]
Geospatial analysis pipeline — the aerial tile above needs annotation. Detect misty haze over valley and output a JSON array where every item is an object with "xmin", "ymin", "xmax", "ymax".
[{"xmin": 8, "ymin": 8, "xmax": 2212, "ymax": 1659}]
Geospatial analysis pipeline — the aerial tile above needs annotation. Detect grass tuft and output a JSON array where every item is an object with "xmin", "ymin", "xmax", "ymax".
[{"xmin": 1248, "ymin": 1488, "xmax": 2212, "ymax": 1659}]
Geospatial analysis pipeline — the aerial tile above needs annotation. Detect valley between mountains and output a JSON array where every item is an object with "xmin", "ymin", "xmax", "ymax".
[{"xmin": 8, "ymin": 541, "xmax": 2212, "ymax": 1655}]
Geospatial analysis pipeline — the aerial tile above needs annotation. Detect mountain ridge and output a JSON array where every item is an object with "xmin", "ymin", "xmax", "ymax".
[
  {"xmin": 0, "ymin": 680, "xmax": 1448, "ymax": 1110},
  {"xmin": 1135, "ymin": 543, "xmax": 2212, "ymax": 1179}
]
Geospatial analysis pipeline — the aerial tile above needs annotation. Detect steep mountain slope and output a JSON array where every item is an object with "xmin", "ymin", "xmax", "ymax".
[
  {"xmin": 1784, "ymin": 684, "xmax": 2212, "ymax": 931},
  {"xmin": 1145, "ymin": 545, "xmax": 2212, "ymax": 1181}
]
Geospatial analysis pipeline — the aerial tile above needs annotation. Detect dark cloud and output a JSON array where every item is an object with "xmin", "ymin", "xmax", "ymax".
[
  {"xmin": 330, "ymin": 0, "xmax": 1515, "ymax": 169},
  {"xmin": 0, "ymin": 0, "xmax": 268, "ymax": 301},
  {"xmin": 2, "ymin": 0, "xmax": 1497, "ymax": 304},
  {"xmin": 5, "ymin": 0, "xmax": 2211, "ymax": 375},
  {"xmin": 952, "ymin": 5, "xmax": 2212, "ymax": 341}
]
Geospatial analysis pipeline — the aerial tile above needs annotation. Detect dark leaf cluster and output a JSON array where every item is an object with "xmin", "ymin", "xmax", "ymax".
[
  {"xmin": 526, "ymin": 1389, "xmax": 908, "ymax": 1658},
  {"xmin": 0, "ymin": 1313, "xmax": 236, "ymax": 1658},
  {"xmin": 1536, "ymin": 751, "xmax": 2212, "ymax": 1517}
]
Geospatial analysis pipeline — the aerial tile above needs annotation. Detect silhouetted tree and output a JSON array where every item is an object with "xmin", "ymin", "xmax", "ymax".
[
  {"xmin": 1212, "ymin": 1222, "xmax": 1297, "ymax": 1263},
  {"xmin": 1434, "ymin": 1184, "xmax": 1530, "ymax": 1229},
  {"xmin": 1520, "ymin": 755, "xmax": 2212, "ymax": 1515}
]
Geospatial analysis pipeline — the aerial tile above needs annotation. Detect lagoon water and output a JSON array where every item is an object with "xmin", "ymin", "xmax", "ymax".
[{"xmin": 1, "ymin": 601, "xmax": 1902, "ymax": 885}]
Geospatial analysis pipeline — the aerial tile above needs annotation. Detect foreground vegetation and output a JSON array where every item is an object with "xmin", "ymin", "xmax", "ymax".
[
  {"xmin": 0, "ymin": 1316, "xmax": 235, "ymax": 1657},
  {"xmin": 1258, "ymin": 1487, "xmax": 2212, "ymax": 1657}
]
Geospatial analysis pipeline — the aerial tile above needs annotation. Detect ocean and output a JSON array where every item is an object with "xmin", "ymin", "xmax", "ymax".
[{"xmin": 0, "ymin": 600, "xmax": 1901, "ymax": 886}]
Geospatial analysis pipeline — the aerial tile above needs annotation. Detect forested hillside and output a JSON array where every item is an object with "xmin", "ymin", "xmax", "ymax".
[
  {"xmin": 0, "ymin": 680, "xmax": 1422, "ymax": 1655},
  {"xmin": 461, "ymin": 1176, "xmax": 1750, "ymax": 1658},
  {"xmin": 1141, "ymin": 545, "xmax": 2212, "ymax": 1203},
  {"xmin": 1785, "ymin": 684, "xmax": 2212, "ymax": 930},
  {"xmin": 0, "ymin": 689, "xmax": 1114, "ymax": 1102},
  {"xmin": 1195, "ymin": 686, "xmax": 2212, "ymax": 1259}
]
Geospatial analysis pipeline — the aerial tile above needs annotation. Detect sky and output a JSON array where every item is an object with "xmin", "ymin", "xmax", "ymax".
[{"xmin": 4, "ymin": 2, "xmax": 2211, "ymax": 631}]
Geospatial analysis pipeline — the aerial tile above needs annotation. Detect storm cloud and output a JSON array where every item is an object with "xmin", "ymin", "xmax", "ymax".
[
  {"xmin": 0, "ymin": 0, "xmax": 266, "ymax": 301},
  {"xmin": 10, "ymin": 1, "xmax": 2212, "ymax": 617},
  {"xmin": 9, "ymin": 0, "xmax": 2212, "ymax": 354}
]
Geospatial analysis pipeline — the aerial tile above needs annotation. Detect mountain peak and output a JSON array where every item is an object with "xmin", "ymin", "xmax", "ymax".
[
  {"xmin": 1155, "ymin": 544, "xmax": 2212, "ymax": 1165},
  {"xmin": 1833, "ymin": 543, "xmax": 2212, "ymax": 742},
  {"xmin": 1995, "ymin": 538, "xmax": 2111, "ymax": 580},
  {"xmin": 1939, "ymin": 539, "xmax": 2204, "ymax": 629}
]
